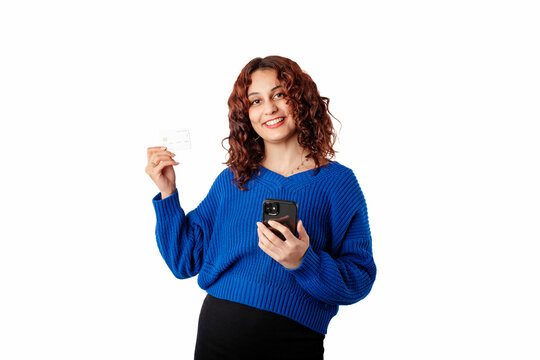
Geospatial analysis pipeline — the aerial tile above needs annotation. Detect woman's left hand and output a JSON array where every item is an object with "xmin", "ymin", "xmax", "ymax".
[{"xmin": 256, "ymin": 220, "xmax": 310, "ymax": 270}]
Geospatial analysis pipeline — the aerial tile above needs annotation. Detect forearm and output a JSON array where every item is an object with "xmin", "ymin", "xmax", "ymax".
[
  {"xmin": 288, "ymin": 245, "xmax": 376, "ymax": 305},
  {"xmin": 153, "ymin": 190, "xmax": 204, "ymax": 278}
]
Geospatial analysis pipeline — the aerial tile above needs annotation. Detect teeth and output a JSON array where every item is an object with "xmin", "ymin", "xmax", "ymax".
[{"xmin": 266, "ymin": 117, "xmax": 284, "ymax": 126}]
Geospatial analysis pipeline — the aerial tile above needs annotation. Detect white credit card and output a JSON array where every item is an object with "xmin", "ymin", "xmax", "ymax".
[{"xmin": 157, "ymin": 129, "xmax": 191, "ymax": 152}]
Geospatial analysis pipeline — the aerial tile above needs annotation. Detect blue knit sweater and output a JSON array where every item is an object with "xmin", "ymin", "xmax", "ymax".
[{"xmin": 152, "ymin": 161, "xmax": 376, "ymax": 334}]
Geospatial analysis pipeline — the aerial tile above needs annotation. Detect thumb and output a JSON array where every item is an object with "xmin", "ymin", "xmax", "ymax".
[{"xmin": 297, "ymin": 220, "xmax": 310, "ymax": 245}]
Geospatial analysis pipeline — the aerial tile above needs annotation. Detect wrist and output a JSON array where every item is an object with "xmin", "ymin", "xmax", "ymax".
[{"xmin": 161, "ymin": 188, "xmax": 176, "ymax": 199}]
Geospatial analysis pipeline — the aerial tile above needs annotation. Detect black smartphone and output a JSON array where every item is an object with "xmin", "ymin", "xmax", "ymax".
[{"xmin": 262, "ymin": 199, "xmax": 298, "ymax": 241}]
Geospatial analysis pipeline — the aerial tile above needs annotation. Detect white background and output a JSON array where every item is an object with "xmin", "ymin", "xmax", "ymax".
[{"xmin": 1, "ymin": 1, "xmax": 539, "ymax": 359}]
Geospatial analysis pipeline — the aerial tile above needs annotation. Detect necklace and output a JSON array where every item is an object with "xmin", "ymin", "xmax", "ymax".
[{"xmin": 287, "ymin": 153, "xmax": 307, "ymax": 177}]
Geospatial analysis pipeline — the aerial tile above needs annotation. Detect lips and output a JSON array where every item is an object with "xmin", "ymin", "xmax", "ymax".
[{"xmin": 264, "ymin": 117, "xmax": 285, "ymax": 127}]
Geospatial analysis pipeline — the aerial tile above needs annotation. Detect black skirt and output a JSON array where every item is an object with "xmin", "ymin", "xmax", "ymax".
[{"xmin": 194, "ymin": 294, "xmax": 325, "ymax": 360}]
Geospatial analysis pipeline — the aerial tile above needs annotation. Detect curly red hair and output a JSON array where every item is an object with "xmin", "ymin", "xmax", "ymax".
[{"xmin": 223, "ymin": 55, "xmax": 338, "ymax": 190}]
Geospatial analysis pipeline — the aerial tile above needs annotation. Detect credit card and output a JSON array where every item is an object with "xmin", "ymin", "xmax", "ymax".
[{"xmin": 157, "ymin": 129, "xmax": 191, "ymax": 152}]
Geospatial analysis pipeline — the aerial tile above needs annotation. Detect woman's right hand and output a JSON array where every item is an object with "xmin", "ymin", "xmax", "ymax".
[{"xmin": 145, "ymin": 146, "xmax": 179, "ymax": 199}]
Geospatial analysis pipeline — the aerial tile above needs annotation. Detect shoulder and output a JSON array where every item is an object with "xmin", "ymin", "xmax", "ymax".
[
  {"xmin": 323, "ymin": 161, "xmax": 366, "ymax": 207},
  {"xmin": 202, "ymin": 167, "xmax": 235, "ymax": 195},
  {"xmin": 217, "ymin": 166, "xmax": 234, "ymax": 182},
  {"xmin": 323, "ymin": 161, "xmax": 361, "ymax": 188},
  {"xmin": 206, "ymin": 166, "xmax": 233, "ymax": 183}
]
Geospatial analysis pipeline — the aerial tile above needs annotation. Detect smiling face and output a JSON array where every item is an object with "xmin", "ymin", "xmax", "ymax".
[{"xmin": 247, "ymin": 69, "xmax": 297, "ymax": 145}]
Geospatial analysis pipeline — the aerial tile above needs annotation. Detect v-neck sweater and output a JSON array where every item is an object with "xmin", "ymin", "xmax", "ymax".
[{"xmin": 152, "ymin": 161, "xmax": 376, "ymax": 334}]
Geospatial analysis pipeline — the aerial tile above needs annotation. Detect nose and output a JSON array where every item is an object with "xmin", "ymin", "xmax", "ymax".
[{"xmin": 263, "ymin": 100, "xmax": 278, "ymax": 115}]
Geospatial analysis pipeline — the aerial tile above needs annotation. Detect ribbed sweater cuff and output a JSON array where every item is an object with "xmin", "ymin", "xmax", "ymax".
[
  {"xmin": 287, "ymin": 246, "xmax": 321, "ymax": 283},
  {"xmin": 152, "ymin": 189, "xmax": 183, "ymax": 219}
]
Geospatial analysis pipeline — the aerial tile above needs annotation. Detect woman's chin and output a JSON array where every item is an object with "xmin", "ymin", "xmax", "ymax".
[{"xmin": 262, "ymin": 132, "xmax": 298, "ymax": 145}]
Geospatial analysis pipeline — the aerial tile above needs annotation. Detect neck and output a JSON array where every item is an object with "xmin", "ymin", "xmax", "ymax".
[{"xmin": 261, "ymin": 135, "xmax": 307, "ymax": 176}]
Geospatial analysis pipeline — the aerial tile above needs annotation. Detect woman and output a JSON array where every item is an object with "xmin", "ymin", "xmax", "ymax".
[{"xmin": 145, "ymin": 55, "xmax": 376, "ymax": 360}]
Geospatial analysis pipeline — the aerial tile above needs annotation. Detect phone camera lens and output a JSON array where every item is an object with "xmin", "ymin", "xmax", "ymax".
[{"xmin": 265, "ymin": 202, "xmax": 279, "ymax": 216}]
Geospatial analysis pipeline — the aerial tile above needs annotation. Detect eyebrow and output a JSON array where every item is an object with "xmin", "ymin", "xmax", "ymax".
[{"xmin": 247, "ymin": 85, "xmax": 283, "ymax": 98}]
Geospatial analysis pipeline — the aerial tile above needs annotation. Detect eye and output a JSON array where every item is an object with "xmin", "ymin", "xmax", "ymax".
[
  {"xmin": 274, "ymin": 92, "xmax": 285, "ymax": 99},
  {"xmin": 250, "ymin": 99, "xmax": 260, "ymax": 106}
]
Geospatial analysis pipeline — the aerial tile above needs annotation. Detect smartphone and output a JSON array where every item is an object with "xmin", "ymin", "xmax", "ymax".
[{"xmin": 262, "ymin": 199, "xmax": 298, "ymax": 241}]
